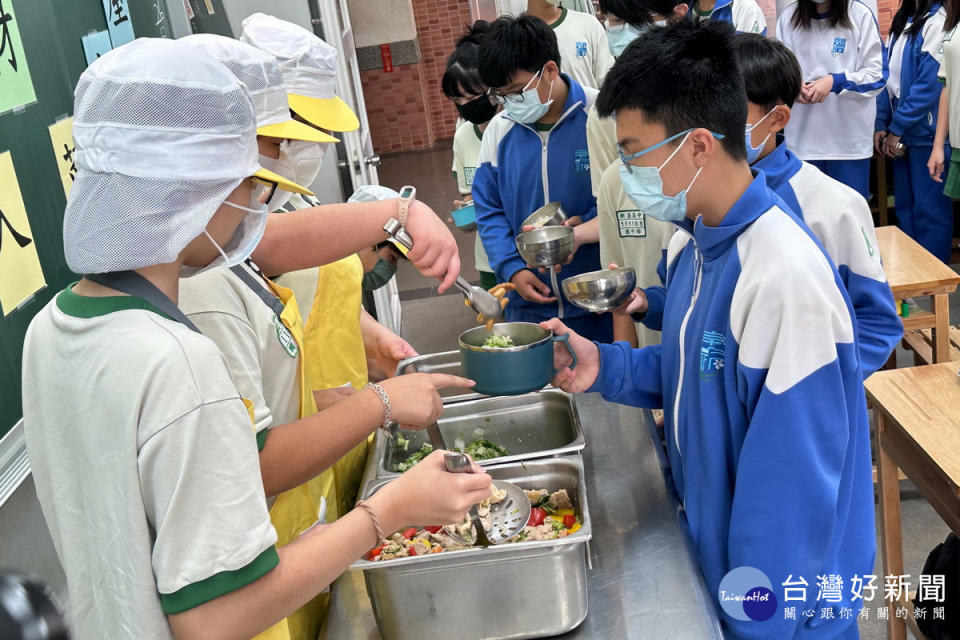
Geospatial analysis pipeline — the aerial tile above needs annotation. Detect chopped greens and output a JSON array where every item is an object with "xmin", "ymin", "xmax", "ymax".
[
  {"xmin": 483, "ymin": 334, "xmax": 515, "ymax": 348},
  {"xmin": 393, "ymin": 437, "xmax": 509, "ymax": 472},
  {"xmin": 394, "ymin": 443, "xmax": 434, "ymax": 472},
  {"xmin": 463, "ymin": 438, "xmax": 508, "ymax": 460}
]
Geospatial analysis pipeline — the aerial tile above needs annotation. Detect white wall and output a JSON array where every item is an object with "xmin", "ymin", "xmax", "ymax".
[{"xmin": 346, "ymin": 0, "xmax": 417, "ymax": 47}]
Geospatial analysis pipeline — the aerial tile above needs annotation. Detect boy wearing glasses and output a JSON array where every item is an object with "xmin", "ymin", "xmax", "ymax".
[
  {"xmin": 543, "ymin": 23, "xmax": 875, "ymax": 638},
  {"xmin": 473, "ymin": 15, "xmax": 612, "ymax": 341}
]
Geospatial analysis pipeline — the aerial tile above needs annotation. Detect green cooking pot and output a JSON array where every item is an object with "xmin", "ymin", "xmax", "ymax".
[{"xmin": 458, "ymin": 322, "xmax": 578, "ymax": 395}]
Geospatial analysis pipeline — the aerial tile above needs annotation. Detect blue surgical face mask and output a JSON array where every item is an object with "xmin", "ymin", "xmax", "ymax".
[
  {"xmin": 745, "ymin": 107, "xmax": 776, "ymax": 165},
  {"xmin": 502, "ymin": 68, "xmax": 554, "ymax": 124},
  {"xmin": 617, "ymin": 129, "xmax": 716, "ymax": 223},
  {"xmin": 606, "ymin": 23, "xmax": 647, "ymax": 57}
]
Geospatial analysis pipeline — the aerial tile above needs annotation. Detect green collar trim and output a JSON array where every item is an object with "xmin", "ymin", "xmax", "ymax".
[
  {"xmin": 693, "ymin": 2, "xmax": 714, "ymax": 17},
  {"xmin": 473, "ymin": 124, "xmax": 484, "ymax": 140},
  {"xmin": 56, "ymin": 283, "xmax": 170, "ymax": 320},
  {"xmin": 160, "ymin": 546, "xmax": 279, "ymax": 614},
  {"xmin": 549, "ymin": 7, "xmax": 567, "ymax": 29},
  {"xmin": 533, "ymin": 122, "xmax": 556, "ymax": 132}
]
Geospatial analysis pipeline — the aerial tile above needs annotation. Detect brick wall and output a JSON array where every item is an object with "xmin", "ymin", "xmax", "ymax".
[
  {"xmin": 876, "ymin": 0, "xmax": 894, "ymax": 37},
  {"xmin": 412, "ymin": 0, "xmax": 472, "ymax": 142},
  {"xmin": 357, "ymin": 0, "xmax": 470, "ymax": 154}
]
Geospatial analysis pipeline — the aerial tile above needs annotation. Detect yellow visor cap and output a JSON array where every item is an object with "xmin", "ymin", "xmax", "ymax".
[
  {"xmin": 252, "ymin": 167, "xmax": 315, "ymax": 196},
  {"xmin": 288, "ymin": 93, "xmax": 360, "ymax": 133}
]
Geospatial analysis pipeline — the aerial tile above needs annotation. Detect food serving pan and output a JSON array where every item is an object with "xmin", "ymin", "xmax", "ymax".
[
  {"xmin": 374, "ymin": 388, "xmax": 585, "ymax": 477},
  {"xmin": 350, "ymin": 456, "xmax": 591, "ymax": 640}
]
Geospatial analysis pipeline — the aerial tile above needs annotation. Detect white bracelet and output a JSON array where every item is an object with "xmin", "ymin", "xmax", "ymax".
[{"xmin": 366, "ymin": 382, "xmax": 392, "ymax": 431}]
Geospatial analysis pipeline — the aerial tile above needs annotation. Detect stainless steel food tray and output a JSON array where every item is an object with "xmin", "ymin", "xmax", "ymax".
[
  {"xmin": 374, "ymin": 388, "xmax": 584, "ymax": 479},
  {"xmin": 350, "ymin": 456, "xmax": 591, "ymax": 640}
]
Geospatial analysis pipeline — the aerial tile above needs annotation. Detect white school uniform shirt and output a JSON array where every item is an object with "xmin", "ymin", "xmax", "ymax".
[
  {"xmin": 453, "ymin": 120, "xmax": 492, "ymax": 273},
  {"xmin": 777, "ymin": 0, "xmax": 885, "ymax": 160},
  {"xmin": 553, "ymin": 8, "xmax": 615, "ymax": 89},
  {"xmin": 887, "ymin": 9, "xmax": 946, "ymax": 99},
  {"xmin": 596, "ymin": 161, "xmax": 672, "ymax": 347},
  {"xmin": 938, "ymin": 26, "xmax": 960, "ymax": 146},
  {"xmin": 586, "ymin": 103, "xmax": 618, "ymax": 196},
  {"xmin": 179, "ymin": 263, "xmax": 302, "ymax": 439},
  {"xmin": 23, "ymin": 287, "xmax": 277, "ymax": 639}
]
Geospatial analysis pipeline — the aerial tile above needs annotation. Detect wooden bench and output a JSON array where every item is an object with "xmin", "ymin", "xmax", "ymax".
[
  {"xmin": 877, "ymin": 226, "xmax": 960, "ymax": 365},
  {"xmin": 901, "ymin": 326, "xmax": 960, "ymax": 366},
  {"xmin": 866, "ymin": 362, "xmax": 960, "ymax": 640}
]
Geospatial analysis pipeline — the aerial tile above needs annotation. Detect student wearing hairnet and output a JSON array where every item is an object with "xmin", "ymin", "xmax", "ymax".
[
  {"xmin": 21, "ymin": 38, "xmax": 491, "ymax": 640},
  {"xmin": 175, "ymin": 30, "xmax": 465, "ymax": 640}
]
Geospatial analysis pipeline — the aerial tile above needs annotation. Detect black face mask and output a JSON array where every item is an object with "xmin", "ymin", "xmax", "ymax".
[{"xmin": 456, "ymin": 95, "xmax": 497, "ymax": 125}]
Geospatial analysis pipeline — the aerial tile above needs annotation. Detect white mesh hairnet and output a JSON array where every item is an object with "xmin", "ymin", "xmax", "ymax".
[
  {"xmin": 347, "ymin": 185, "xmax": 399, "ymax": 203},
  {"xmin": 178, "ymin": 33, "xmax": 290, "ymax": 129},
  {"xmin": 240, "ymin": 13, "xmax": 338, "ymax": 100},
  {"xmin": 64, "ymin": 38, "xmax": 260, "ymax": 274}
]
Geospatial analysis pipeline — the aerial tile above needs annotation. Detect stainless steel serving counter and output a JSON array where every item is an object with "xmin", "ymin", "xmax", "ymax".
[{"xmin": 323, "ymin": 393, "xmax": 725, "ymax": 640}]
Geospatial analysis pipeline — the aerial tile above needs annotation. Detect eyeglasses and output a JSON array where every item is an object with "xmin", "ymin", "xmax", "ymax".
[
  {"xmin": 617, "ymin": 129, "xmax": 725, "ymax": 174},
  {"xmin": 488, "ymin": 69, "xmax": 543, "ymax": 105}
]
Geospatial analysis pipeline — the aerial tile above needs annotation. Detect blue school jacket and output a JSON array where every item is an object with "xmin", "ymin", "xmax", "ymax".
[
  {"xmin": 472, "ymin": 75, "xmax": 600, "ymax": 322},
  {"xmin": 590, "ymin": 175, "xmax": 875, "ymax": 639},
  {"xmin": 875, "ymin": 5, "xmax": 947, "ymax": 146}
]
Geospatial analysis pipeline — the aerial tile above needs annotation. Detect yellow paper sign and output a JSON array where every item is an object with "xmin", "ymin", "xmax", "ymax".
[
  {"xmin": 0, "ymin": 151, "xmax": 46, "ymax": 315},
  {"xmin": 48, "ymin": 117, "xmax": 76, "ymax": 199}
]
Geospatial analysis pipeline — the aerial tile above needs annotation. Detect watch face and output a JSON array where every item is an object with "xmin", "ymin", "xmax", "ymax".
[{"xmin": 399, "ymin": 186, "xmax": 415, "ymax": 199}]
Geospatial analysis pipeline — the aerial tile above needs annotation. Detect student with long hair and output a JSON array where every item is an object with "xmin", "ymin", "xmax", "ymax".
[
  {"xmin": 443, "ymin": 21, "xmax": 499, "ymax": 290},
  {"xmin": 877, "ymin": 0, "xmax": 952, "ymax": 261},
  {"xmin": 777, "ymin": 0, "xmax": 885, "ymax": 200}
]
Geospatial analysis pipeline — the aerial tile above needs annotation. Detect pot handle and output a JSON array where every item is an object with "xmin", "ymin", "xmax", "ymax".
[{"xmin": 551, "ymin": 333, "xmax": 578, "ymax": 372}]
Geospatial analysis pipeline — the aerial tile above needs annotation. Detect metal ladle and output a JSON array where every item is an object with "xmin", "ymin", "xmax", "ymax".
[
  {"xmin": 443, "ymin": 452, "xmax": 530, "ymax": 546},
  {"xmin": 383, "ymin": 218, "xmax": 503, "ymax": 320}
]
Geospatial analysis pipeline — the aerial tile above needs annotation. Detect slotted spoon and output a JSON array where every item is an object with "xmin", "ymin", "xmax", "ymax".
[{"xmin": 443, "ymin": 452, "xmax": 530, "ymax": 546}]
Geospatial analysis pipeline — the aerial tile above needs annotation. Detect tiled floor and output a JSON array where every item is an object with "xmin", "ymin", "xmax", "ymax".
[{"xmin": 378, "ymin": 141, "xmax": 957, "ymax": 640}]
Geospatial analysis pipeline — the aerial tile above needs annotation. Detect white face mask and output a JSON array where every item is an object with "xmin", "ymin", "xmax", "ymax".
[
  {"xmin": 181, "ymin": 196, "xmax": 268, "ymax": 277},
  {"xmin": 283, "ymin": 139, "xmax": 328, "ymax": 189},
  {"xmin": 257, "ymin": 151, "xmax": 296, "ymax": 211}
]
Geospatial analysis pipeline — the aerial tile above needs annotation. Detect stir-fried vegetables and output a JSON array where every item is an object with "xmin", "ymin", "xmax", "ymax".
[
  {"xmin": 366, "ymin": 488, "xmax": 582, "ymax": 561},
  {"xmin": 394, "ymin": 443, "xmax": 434, "ymax": 472},
  {"xmin": 483, "ymin": 334, "xmax": 515, "ymax": 348},
  {"xmin": 393, "ymin": 437, "xmax": 508, "ymax": 472}
]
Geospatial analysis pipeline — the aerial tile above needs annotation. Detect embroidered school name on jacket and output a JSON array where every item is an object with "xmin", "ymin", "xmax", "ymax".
[
  {"xmin": 589, "ymin": 176, "xmax": 876, "ymax": 638},
  {"xmin": 472, "ymin": 75, "xmax": 601, "ymax": 321}
]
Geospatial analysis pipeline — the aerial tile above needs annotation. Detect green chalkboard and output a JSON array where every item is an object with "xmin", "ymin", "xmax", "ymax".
[{"xmin": 0, "ymin": 0, "xmax": 173, "ymax": 439}]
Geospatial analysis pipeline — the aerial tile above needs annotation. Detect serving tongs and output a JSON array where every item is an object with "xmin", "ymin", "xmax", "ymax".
[
  {"xmin": 443, "ymin": 452, "xmax": 530, "ymax": 547},
  {"xmin": 383, "ymin": 218, "xmax": 503, "ymax": 320}
]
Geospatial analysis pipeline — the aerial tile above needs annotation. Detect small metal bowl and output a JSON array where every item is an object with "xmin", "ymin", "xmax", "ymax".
[
  {"xmin": 562, "ymin": 267, "xmax": 637, "ymax": 312},
  {"xmin": 521, "ymin": 201, "xmax": 568, "ymax": 229},
  {"xmin": 515, "ymin": 225, "xmax": 575, "ymax": 267}
]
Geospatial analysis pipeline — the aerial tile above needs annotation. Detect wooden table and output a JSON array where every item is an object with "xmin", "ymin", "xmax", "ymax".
[
  {"xmin": 876, "ymin": 226, "xmax": 960, "ymax": 364},
  {"xmin": 865, "ymin": 362, "xmax": 960, "ymax": 640}
]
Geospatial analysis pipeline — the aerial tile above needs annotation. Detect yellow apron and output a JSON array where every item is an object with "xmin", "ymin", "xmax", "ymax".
[
  {"xmin": 257, "ymin": 280, "xmax": 331, "ymax": 640},
  {"xmin": 300, "ymin": 256, "xmax": 372, "ymax": 521},
  {"xmin": 242, "ymin": 398, "xmax": 293, "ymax": 640}
]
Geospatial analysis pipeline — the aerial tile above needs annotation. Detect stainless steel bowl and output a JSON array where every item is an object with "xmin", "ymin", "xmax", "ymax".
[
  {"xmin": 521, "ymin": 201, "xmax": 568, "ymax": 229},
  {"xmin": 515, "ymin": 225, "xmax": 575, "ymax": 267},
  {"xmin": 562, "ymin": 267, "xmax": 637, "ymax": 312}
]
